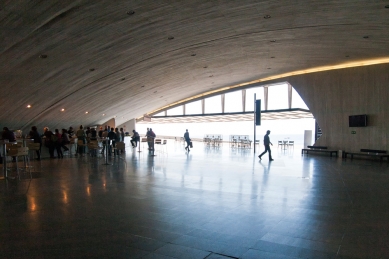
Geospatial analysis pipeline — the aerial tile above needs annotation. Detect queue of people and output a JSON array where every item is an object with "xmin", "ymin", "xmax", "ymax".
[{"xmin": 0, "ymin": 125, "xmax": 129, "ymax": 160}]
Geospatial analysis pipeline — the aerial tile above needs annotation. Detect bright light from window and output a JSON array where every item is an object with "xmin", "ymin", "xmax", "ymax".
[
  {"xmin": 205, "ymin": 96, "xmax": 221, "ymax": 113},
  {"xmin": 225, "ymin": 91, "xmax": 243, "ymax": 113},
  {"xmin": 246, "ymin": 87, "xmax": 265, "ymax": 111},
  {"xmin": 166, "ymin": 106, "xmax": 183, "ymax": 116},
  {"xmin": 291, "ymin": 88, "xmax": 308, "ymax": 109},
  {"xmin": 268, "ymin": 83, "xmax": 288, "ymax": 110},
  {"xmin": 186, "ymin": 100, "xmax": 202, "ymax": 115}
]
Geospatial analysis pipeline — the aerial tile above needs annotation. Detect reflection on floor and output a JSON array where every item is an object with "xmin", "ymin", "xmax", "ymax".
[{"xmin": 1, "ymin": 141, "xmax": 388, "ymax": 258}]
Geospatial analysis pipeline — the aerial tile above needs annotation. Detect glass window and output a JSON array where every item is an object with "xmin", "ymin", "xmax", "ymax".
[
  {"xmin": 205, "ymin": 95, "xmax": 222, "ymax": 114},
  {"xmin": 267, "ymin": 83, "xmax": 288, "ymax": 110},
  {"xmin": 225, "ymin": 90, "xmax": 243, "ymax": 113},
  {"xmin": 166, "ymin": 106, "xmax": 183, "ymax": 116},
  {"xmin": 185, "ymin": 100, "xmax": 202, "ymax": 115},
  {"xmin": 291, "ymin": 87, "xmax": 308, "ymax": 109},
  {"xmin": 246, "ymin": 87, "xmax": 265, "ymax": 111},
  {"xmin": 154, "ymin": 111, "xmax": 165, "ymax": 117}
]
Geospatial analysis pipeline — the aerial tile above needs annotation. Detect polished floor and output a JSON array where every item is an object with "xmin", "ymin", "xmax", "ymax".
[{"xmin": 1, "ymin": 141, "xmax": 389, "ymax": 258}]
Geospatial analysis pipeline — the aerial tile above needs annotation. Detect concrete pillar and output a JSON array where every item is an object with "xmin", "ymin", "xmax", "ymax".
[
  {"xmin": 242, "ymin": 89, "xmax": 246, "ymax": 112},
  {"xmin": 221, "ymin": 94, "xmax": 225, "ymax": 113}
]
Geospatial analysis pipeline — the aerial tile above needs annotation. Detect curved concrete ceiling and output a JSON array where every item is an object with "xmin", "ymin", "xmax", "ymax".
[{"xmin": 1, "ymin": 1, "xmax": 388, "ymax": 131}]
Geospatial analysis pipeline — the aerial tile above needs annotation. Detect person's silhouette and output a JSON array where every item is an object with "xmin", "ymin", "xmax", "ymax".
[{"xmin": 258, "ymin": 130, "xmax": 274, "ymax": 161}]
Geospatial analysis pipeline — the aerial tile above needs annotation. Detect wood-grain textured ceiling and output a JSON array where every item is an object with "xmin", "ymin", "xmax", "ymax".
[{"xmin": 1, "ymin": 0, "xmax": 388, "ymax": 131}]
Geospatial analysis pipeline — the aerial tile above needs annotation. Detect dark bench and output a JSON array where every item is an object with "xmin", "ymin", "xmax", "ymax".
[
  {"xmin": 344, "ymin": 149, "xmax": 389, "ymax": 162},
  {"xmin": 301, "ymin": 146, "xmax": 338, "ymax": 157}
]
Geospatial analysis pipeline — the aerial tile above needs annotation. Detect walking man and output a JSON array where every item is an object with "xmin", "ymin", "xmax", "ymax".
[
  {"xmin": 258, "ymin": 130, "xmax": 274, "ymax": 161},
  {"xmin": 184, "ymin": 129, "xmax": 191, "ymax": 152}
]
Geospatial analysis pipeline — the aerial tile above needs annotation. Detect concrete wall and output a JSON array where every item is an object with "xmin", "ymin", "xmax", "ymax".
[
  {"xmin": 282, "ymin": 63, "xmax": 389, "ymax": 152},
  {"xmin": 117, "ymin": 119, "xmax": 136, "ymax": 134}
]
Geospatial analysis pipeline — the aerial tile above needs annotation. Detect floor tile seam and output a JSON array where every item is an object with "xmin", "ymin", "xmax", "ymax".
[
  {"xmin": 252, "ymin": 239, "xmax": 335, "ymax": 254},
  {"xmin": 116, "ymin": 223, "xmax": 194, "ymax": 237},
  {"xmin": 264, "ymin": 229, "xmax": 346, "ymax": 245},
  {"xmin": 193, "ymin": 225, "xmax": 269, "ymax": 241},
  {"xmin": 154, "ymin": 242, "xmax": 212, "ymax": 258},
  {"xmin": 243, "ymin": 248, "xmax": 303, "ymax": 259},
  {"xmin": 261, "ymin": 233, "xmax": 342, "ymax": 253},
  {"xmin": 170, "ymin": 233, "xmax": 254, "ymax": 250},
  {"xmin": 162, "ymin": 238, "xmax": 244, "ymax": 259}
]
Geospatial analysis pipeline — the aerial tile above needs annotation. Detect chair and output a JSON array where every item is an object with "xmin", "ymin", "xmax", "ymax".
[
  {"xmin": 278, "ymin": 141, "xmax": 283, "ymax": 148},
  {"xmin": 64, "ymin": 137, "xmax": 76, "ymax": 157},
  {"xmin": 282, "ymin": 140, "xmax": 288, "ymax": 150},
  {"xmin": 87, "ymin": 141, "xmax": 100, "ymax": 157},
  {"xmin": 114, "ymin": 142, "xmax": 126, "ymax": 155},
  {"xmin": 156, "ymin": 139, "xmax": 168, "ymax": 154},
  {"xmin": 141, "ymin": 137, "xmax": 148, "ymax": 150},
  {"xmin": 154, "ymin": 139, "xmax": 163, "ymax": 153},
  {"xmin": 6, "ymin": 146, "xmax": 31, "ymax": 180},
  {"xmin": 288, "ymin": 140, "xmax": 294, "ymax": 148},
  {"xmin": 27, "ymin": 143, "xmax": 40, "ymax": 157},
  {"xmin": 77, "ymin": 139, "xmax": 86, "ymax": 155}
]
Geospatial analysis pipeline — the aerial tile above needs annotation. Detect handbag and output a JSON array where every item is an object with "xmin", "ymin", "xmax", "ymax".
[{"xmin": 190, "ymin": 141, "xmax": 193, "ymax": 148}]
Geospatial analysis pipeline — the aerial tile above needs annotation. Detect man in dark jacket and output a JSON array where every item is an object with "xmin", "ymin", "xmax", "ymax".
[
  {"xmin": 258, "ymin": 130, "xmax": 274, "ymax": 161},
  {"xmin": 147, "ymin": 128, "xmax": 156, "ymax": 151},
  {"xmin": 131, "ymin": 130, "xmax": 140, "ymax": 148},
  {"xmin": 107, "ymin": 128, "xmax": 116, "ymax": 155},
  {"xmin": 184, "ymin": 129, "xmax": 191, "ymax": 152}
]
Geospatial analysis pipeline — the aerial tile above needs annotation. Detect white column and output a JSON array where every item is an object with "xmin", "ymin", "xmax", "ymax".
[
  {"xmin": 242, "ymin": 89, "xmax": 246, "ymax": 112},
  {"xmin": 288, "ymin": 83, "xmax": 292, "ymax": 109},
  {"xmin": 221, "ymin": 94, "xmax": 225, "ymax": 113}
]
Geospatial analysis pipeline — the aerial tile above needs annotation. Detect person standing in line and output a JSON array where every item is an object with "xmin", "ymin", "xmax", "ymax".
[
  {"xmin": 101, "ymin": 128, "xmax": 109, "ymax": 154},
  {"xmin": 43, "ymin": 127, "xmax": 55, "ymax": 158},
  {"xmin": 54, "ymin": 129, "xmax": 63, "ymax": 158},
  {"xmin": 258, "ymin": 130, "xmax": 274, "ymax": 161},
  {"xmin": 2, "ymin": 127, "xmax": 16, "ymax": 142},
  {"xmin": 68, "ymin": 127, "xmax": 74, "ymax": 138},
  {"xmin": 145, "ymin": 128, "xmax": 150, "ymax": 150},
  {"xmin": 89, "ymin": 128, "xmax": 97, "ymax": 141},
  {"xmin": 120, "ymin": 128, "xmax": 125, "ymax": 142},
  {"xmin": 184, "ymin": 129, "xmax": 191, "ymax": 152},
  {"xmin": 61, "ymin": 129, "xmax": 70, "ymax": 152},
  {"xmin": 29, "ymin": 126, "xmax": 42, "ymax": 160},
  {"xmin": 107, "ymin": 128, "xmax": 117, "ymax": 155},
  {"xmin": 76, "ymin": 125, "xmax": 86, "ymax": 155},
  {"xmin": 147, "ymin": 128, "xmax": 156, "ymax": 151},
  {"xmin": 98, "ymin": 126, "xmax": 104, "ymax": 138},
  {"xmin": 113, "ymin": 128, "xmax": 120, "ymax": 155}
]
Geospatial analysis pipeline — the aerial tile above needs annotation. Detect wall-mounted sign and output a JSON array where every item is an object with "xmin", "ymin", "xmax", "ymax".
[{"xmin": 351, "ymin": 131, "xmax": 356, "ymax": 134}]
